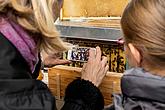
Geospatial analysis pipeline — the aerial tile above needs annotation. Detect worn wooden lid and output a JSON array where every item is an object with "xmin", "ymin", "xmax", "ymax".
[{"xmin": 61, "ymin": 0, "xmax": 128, "ymax": 19}]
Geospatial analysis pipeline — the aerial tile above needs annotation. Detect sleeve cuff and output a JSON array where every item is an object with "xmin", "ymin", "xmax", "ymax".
[{"xmin": 64, "ymin": 78, "xmax": 104, "ymax": 110}]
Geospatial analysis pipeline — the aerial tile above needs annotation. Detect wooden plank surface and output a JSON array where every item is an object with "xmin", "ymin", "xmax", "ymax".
[
  {"xmin": 48, "ymin": 65, "xmax": 123, "ymax": 105},
  {"xmin": 56, "ymin": 19, "xmax": 121, "ymax": 28},
  {"xmin": 62, "ymin": 0, "xmax": 128, "ymax": 17}
]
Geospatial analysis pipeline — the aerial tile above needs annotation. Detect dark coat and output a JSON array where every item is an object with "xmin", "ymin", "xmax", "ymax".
[
  {"xmin": 0, "ymin": 33, "xmax": 104, "ymax": 110},
  {"xmin": 62, "ymin": 79, "xmax": 104, "ymax": 110},
  {"xmin": 109, "ymin": 68, "xmax": 165, "ymax": 110},
  {"xmin": 63, "ymin": 63, "xmax": 165, "ymax": 110},
  {"xmin": 0, "ymin": 33, "xmax": 56, "ymax": 110},
  {"xmin": 5, "ymin": 29, "xmax": 165, "ymax": 110}
]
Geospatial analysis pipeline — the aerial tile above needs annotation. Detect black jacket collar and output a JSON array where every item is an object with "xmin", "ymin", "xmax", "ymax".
[
  {"xmin": 0, "ymin": 33, "xmax": 40, "ymax": 79},
  {"xmin": 122, "ymin": 68, "xmax": 165, "ymax": 103}
]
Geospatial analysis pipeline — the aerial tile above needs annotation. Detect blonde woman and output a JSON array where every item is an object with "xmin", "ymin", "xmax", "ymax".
[
  {"xmin": 0, "ymin": 0, "xmax": 68, "ymax": 109},
  {"xmin": 0, "ymin": 0, "xmax": 108, "ymax": 110}
]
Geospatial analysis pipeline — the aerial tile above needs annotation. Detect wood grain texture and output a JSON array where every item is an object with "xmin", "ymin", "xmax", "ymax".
[
  {"xmin": 62, "ymin": 0, "xmax": 128, "ymax": 17},
  {"xmin": 56, "ymin": 19, "xmax": 121, "ymax": 28},
  {"xmin": 48, "ymin": 65, "xmax": 122, "ymax": 105}
]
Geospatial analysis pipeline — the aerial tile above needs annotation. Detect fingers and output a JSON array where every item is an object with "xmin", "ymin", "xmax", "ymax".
[
  {"xmin": 81, "ymin": 46, "xmax": 109, "ymax": 87},
  {"xmin": 82, "ymin": 63, "xmax": 87, "ymax": 70},
  {"xmin": 101, "ymin": 56, "xmax": 108, "ymax": 68},
  {"xmin": 88, "ymin": 48, "xmax": 96, "ymax": 61},
  {"xmin": 88, "ymin": 46, "xmax": 101, "ymax": 62},
  {"xmin": 45, "ymin": 59, "xmax": 71, "ymax": 67},
  {"xmin": 96, "ymin": 56, "xmax": 108, "ymax": 79},
  {"xmin": 96, "ymin": 64, "xmax": 109, "ymax": 87},
  {"xmin": 96, "ymin": 46, "xmax": 101, "ymax": 63},
  {"xmin": 97, "ymin": 56, "xmax": 108, "ymax": 78},
  {"xmin": 81, "ymin": 63, "xmax": 87, "ymax": 78},
  {"xmin": 55, "ymin": 59, "xmax": 71, "ymax": 65},
  {"xmin": 104, "ymin": 65, "xmax": 109, "ymax": 74}
]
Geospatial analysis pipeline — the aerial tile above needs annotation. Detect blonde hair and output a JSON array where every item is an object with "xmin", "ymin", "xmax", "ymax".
[
  {"xmin": 0, "ymin": 0, "xmax": 68, "ymax": 53},
  {"xmin": 121, "ymin": 0, "xmax": 165, "ymax": 70}
]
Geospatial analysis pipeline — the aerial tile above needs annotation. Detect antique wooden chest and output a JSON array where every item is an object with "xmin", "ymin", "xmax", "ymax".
[{"xmin": 48, "ymin": 0, "xmax": 129, "ymax": 106}]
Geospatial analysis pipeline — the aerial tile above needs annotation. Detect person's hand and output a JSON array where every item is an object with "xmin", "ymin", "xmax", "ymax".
[
  {"xmin": 81, "ymin": 46, "xmax": 109, "ymax": 87},
  {"xmin": 42, "ymin": 52, "xmax": 71, "ymax": 68}
]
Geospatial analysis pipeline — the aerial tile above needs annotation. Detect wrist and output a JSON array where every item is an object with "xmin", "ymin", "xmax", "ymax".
[{"xmin": 81, "ymin": 77, "xmax": 98, "ymax": 87}]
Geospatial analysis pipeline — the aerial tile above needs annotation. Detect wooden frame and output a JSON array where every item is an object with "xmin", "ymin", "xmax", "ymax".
[
  {"xmin": 60, "ymin": 0, "xmax": 128, "ymax": 19},
  {"xmin": 48, "ymin": 65, "xmax": 123, "ymax": 105},
  {"xmin": 57, "ymin": 0, "xmax": 129, "ymax": 28}
]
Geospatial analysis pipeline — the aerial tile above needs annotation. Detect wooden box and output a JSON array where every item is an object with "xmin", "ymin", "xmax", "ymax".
[
  {"xmin": 48, "ymin": 65, "xmax": 122, "ymax": 105},
  {"xmin": 61, "ymin": 0, "xmax": 128, "ymax": 18},
  {"xmin": 58, "ymin": 0, "xmax": 128, "ymax": 28},
  {"xmin": 49, "ymin": 0, "xmax": 128, "ymax": 106},
  {"xmin": 55, "ymin": 0, "xmax": 128, "ymax": 73}
]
